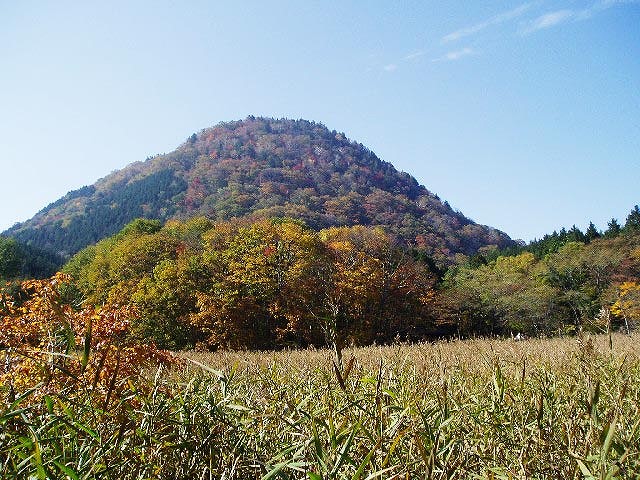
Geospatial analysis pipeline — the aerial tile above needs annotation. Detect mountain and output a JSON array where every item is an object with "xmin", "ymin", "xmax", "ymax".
[
  {"xmin": 3, "ymin": 117, "xmax": 513, "ymax": 264},
  {"xmin": 0, "ymin": 236, "xmax": 61, "ymax": 280}
]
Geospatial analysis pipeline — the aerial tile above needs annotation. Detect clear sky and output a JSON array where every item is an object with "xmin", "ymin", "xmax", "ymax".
[{"xmin": 1, "ymin": 1, "xmax": 638, "ymax": 241}]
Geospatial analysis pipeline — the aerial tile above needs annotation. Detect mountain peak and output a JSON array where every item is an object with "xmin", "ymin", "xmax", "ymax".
[{"xmin": 4, "ymin": 117, "xmax": 513, "ymax": 263}]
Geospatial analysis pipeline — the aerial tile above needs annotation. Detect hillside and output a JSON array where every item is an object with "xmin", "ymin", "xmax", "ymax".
[{"xmin": 3, "ymin": 117, "xmax": 513, "ymax": 262}]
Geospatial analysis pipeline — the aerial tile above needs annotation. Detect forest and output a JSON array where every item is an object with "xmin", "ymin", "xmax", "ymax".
[{"xmin": 2, "ymin": 205, "xmax": 639, "ymax": 354}]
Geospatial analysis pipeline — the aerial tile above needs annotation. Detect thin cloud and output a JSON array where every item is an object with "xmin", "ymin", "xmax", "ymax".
[
  {"xmin": 433, "ymin": 47, "xmax": 476, "ymax": 62},
  {"xmin": 524, "ymin": 0, "xmax": 638, "ymax": 33},
  {"xmin": 524, "ymin": 10, "xmax": 574, "ymax": 33},
  {"xmin": 601, "ymin": 0, "xmax": 640, "ymax": 6},
  {"xmin": 404, "ymin": 50, "xmax": 426, "ymax": 61},
  {"xmin": 383, "ymin": 64, "xmax": 397, "ymax": 72},
  {"xmin": 442, "ymin": 3, "xmax": 533, "ymax": 43},
  {"xmin": 578, "ymin": 0, "xmax": 640, "ymax": 20}
]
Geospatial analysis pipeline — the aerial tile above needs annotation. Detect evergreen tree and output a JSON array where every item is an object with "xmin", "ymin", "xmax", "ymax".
[
  {"xmin": 605, "ymin": 218, "xmax": 621, "ymax": 238},
  {"xmin": 0, "ymin": 237, "xmax": 21, "ymax": 279},
  {"xmin": 566, "ymin": 225, "xmax": 586, "ymax": 243},
  {"xmin": 624, "ymin": 205, "xmax": 640, "ymax": 234},
  {"xmin": 585, "ymin": 222, "xmax": 600, "ymax": 242}
]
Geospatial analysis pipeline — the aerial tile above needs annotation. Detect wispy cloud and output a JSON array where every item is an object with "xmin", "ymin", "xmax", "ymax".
[
  {"xmin": 600, "ymin": 0, "xmax": 640, "ymax": 6},
  {"xmin": 577, "ymin": 0, "xmax": 640, "ymax": 19},
  {"xmin": 523, "ymin": 0, "xmax": 639, "ymax": 34},
  {"xmin": 524, "ymin": 9, "xmax": 574, "ymax": 33},
  {"xmin": 442, "ymin": 3, "xmax": 533, "ymax": 43},
  {"xmin": 433, "ymin": 47, "xmax": 476, "ymax": 62},
  {"xmin": 404, "ymin": 50, "xmax": 426, "ymax": 61},
  {"xmin": 382, "ymin": 0, "xmax": 637, "ymax": 72}
]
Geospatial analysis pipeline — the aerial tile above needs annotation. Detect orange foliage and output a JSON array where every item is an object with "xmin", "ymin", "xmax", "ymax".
[{"xmin": 0, "ymin": 273, "xmax": 175, "ymax": 403}]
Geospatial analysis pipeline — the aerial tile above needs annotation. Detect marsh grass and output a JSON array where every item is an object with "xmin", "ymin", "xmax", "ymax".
[{"xmin": 2, "ymin": 334, "xmax": 640, "ymax": 479}]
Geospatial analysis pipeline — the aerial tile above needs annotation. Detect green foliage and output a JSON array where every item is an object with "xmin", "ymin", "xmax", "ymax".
[
  {"xmin": 605, "ymin": 218, "xmax": 622, "ymax": 238},
  {"xmin": 445, "ymin": 252, "xmax": 557, "ymax": 335},
  {"xmin": 0, "ymin": 236, "xmax": 61, "ymax": 281},
  {"xmin": 445, "ymin": 234, "xmax": 640, "ymax": 335},
  {"xmin": 0, "ymin": 237, "xmax": 21, "ymax": 280},
  {"xmin": 585, "ymin": 221, "xmax": 601, "ymax": 242},
  {"xmin": 6, "ymin": 169, "xmax": 186, "ymax": 256},
  {"xmin": 624, "ymin": 205, "xmax": 640, "ymax": 235}
]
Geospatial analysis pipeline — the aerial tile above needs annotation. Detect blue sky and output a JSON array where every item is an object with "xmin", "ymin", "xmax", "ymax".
[{"xmin": 1, "ymin": 1, "xmax": 638, "ymax": 241}]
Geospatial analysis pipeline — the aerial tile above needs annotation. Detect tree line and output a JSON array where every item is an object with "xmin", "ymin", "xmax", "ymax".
[
  {"xmin": 58, "ymin": 217, "xmax": 437, "ymax": 359},
  {"xmin": 2, "ymin": 205, "xmax": 640, "ymax": 353},
  {"xmin": 442, "ymin": 205, "xmax": 640, "ymax": 336}
]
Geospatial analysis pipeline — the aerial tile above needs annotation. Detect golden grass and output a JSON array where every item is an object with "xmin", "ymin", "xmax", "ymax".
[
  {"xmin": 4, "ymin": 333, "xmax": 640, "ymax": 479},
  {"xmin": 180, "ymin": 332, "xmax": 640, "ymax": 379},
  {"xmin": 171, "ymin": 333, "xmax": 640, "ymax": 479}
]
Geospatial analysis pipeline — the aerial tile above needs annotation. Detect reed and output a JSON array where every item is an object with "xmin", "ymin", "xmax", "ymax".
[{"xmin": 2, "ymin": 334, "xmax": 639, "ymax": 479}]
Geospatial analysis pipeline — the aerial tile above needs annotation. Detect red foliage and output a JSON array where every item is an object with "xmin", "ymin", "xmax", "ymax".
[{"xmin": 0, "ymin": 273, "xmax": 176, "ymax": 403}]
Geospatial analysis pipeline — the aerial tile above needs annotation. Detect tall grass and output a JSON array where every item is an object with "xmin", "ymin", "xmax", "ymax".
[{"xmin": 2, "ymin": 334, "xmax": 640, "ymax": 479}]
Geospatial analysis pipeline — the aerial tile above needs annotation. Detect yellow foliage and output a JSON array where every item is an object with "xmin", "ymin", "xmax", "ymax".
[{"xmin": 611, "ymin": 281, "xmax": 640, "ymax": 320}]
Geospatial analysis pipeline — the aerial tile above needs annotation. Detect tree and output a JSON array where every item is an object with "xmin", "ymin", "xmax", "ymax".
[
  {"xmin": 190, "ymin": 219, "xmax": 326, "ymax": 350},
  {"xmin": 585, "ymin": 222, "xmax": 600, "ymax": 242},
  {"xmin": 315, "ymin": 226, "xmax": 436, "ymax": 366},
  {"xmin": 544, "ymin": 240, "xmax": 627, "ymax": 331},
  {"xmin": 445, "ymin": 252, "xmax": 556, "ymax": 335},
  {"xmin": 0, "ymin": 237, "xmax": 22, "ymax": 280},
  {"xmin": 566, "ymin": 225, "xmax": 586, "ymax": 243},
  {"xmin": 624, "ymin": 205, "xmax": 640, "ymax": 234},
  {"xmin": 605, "ymin": 218, "xmax": 622, "ymax": 238},
  {"xmin": 611, "ymin": 281, "xmax": 640, "ymax": 333}
]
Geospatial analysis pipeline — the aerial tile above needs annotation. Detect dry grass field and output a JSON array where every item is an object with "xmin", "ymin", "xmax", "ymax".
[
  {"xmin": 172, "ymin": 333, "xmax": 640, "ymax": 479},
  {"xmin": 3, "ymin": 333, "xmax": 640, "ymax": 479}
]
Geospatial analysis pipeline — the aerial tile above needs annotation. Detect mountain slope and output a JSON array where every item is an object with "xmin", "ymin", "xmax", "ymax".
[{"xmin": 4, "ymin": 117, "xmax": 513, "ymax": 262}]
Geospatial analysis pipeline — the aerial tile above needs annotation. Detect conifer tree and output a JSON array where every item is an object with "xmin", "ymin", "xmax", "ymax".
[
  {"xmin": 605, "ymin": 218, "xmax": 622, "ymax": 238},
  {"xmin": 624, "ymin": 205, "xmax": 640, "ymax": 234},
  {"xmin": 585, "ymin": 222, "xmax": 600, "ymax": 242}
]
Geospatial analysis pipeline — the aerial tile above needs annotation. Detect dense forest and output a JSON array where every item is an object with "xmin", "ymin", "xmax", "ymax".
[
  {"xmin": 57, "ymin": 217, "xmax": 438, "ymax": 352},
  {"xmin": 0, "ymin": 236, "xmax": 63, "ymax": 280},
  {"xmin": 3, "ymin": 117, "xmax": 511, "ymax": 263},
  {"xmin": 0, "ymin": 117, "xmax": 638, "ymax": 351},
  {"xmin": 2, "ymin": 205, "xmax": 637, "ymax": 352}
]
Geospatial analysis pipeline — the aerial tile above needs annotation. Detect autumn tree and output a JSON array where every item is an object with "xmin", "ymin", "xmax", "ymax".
[
  {"xmin": 611, "ymin": 281, "xmax": 640, "ymax": 333},
  {"xmin": 316, "ymin": 226, "xmax": 436, "ymax": 366},
  {"xmin": 190, "ymin": 219, "xmax": 326, "ymax": 349},
  {"xmin": 0, "ymin": 273, "xmax": 174, "ymax": 403}
]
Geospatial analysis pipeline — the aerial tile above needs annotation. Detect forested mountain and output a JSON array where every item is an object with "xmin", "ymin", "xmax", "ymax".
[
  {"xmin": 0, "ymin": 236, "xmax": 62, "ymax": 281},
  {"xmin": 3, "ymin": 117, "xmax": 512, "ymax": 263}
]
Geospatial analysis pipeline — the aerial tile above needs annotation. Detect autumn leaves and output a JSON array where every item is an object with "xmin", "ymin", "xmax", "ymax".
[{"xmin": 62, "ymin": 218, "xmax": 438, "ymax": 353}]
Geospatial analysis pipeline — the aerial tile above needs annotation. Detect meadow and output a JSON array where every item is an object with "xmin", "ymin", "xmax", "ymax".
[{"xmin": 2, "ymin": 333, "xmax": 640, "ymax": 479}]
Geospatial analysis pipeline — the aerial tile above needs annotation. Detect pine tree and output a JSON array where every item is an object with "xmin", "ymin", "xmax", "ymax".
[
  {"xmin": 567, "ymin": 225, "xmax": 586, "ymax": 243},
  {"xmin": 605, "ymin": 218, "xmax": 621, "ymax": 238},
  {"xmin": 624, "ymin": 205, "xmax": 640, "ymax": 234},
  {"xmin": 585, "ymin": 222, "xmax": 600, "ymax": 242}
]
